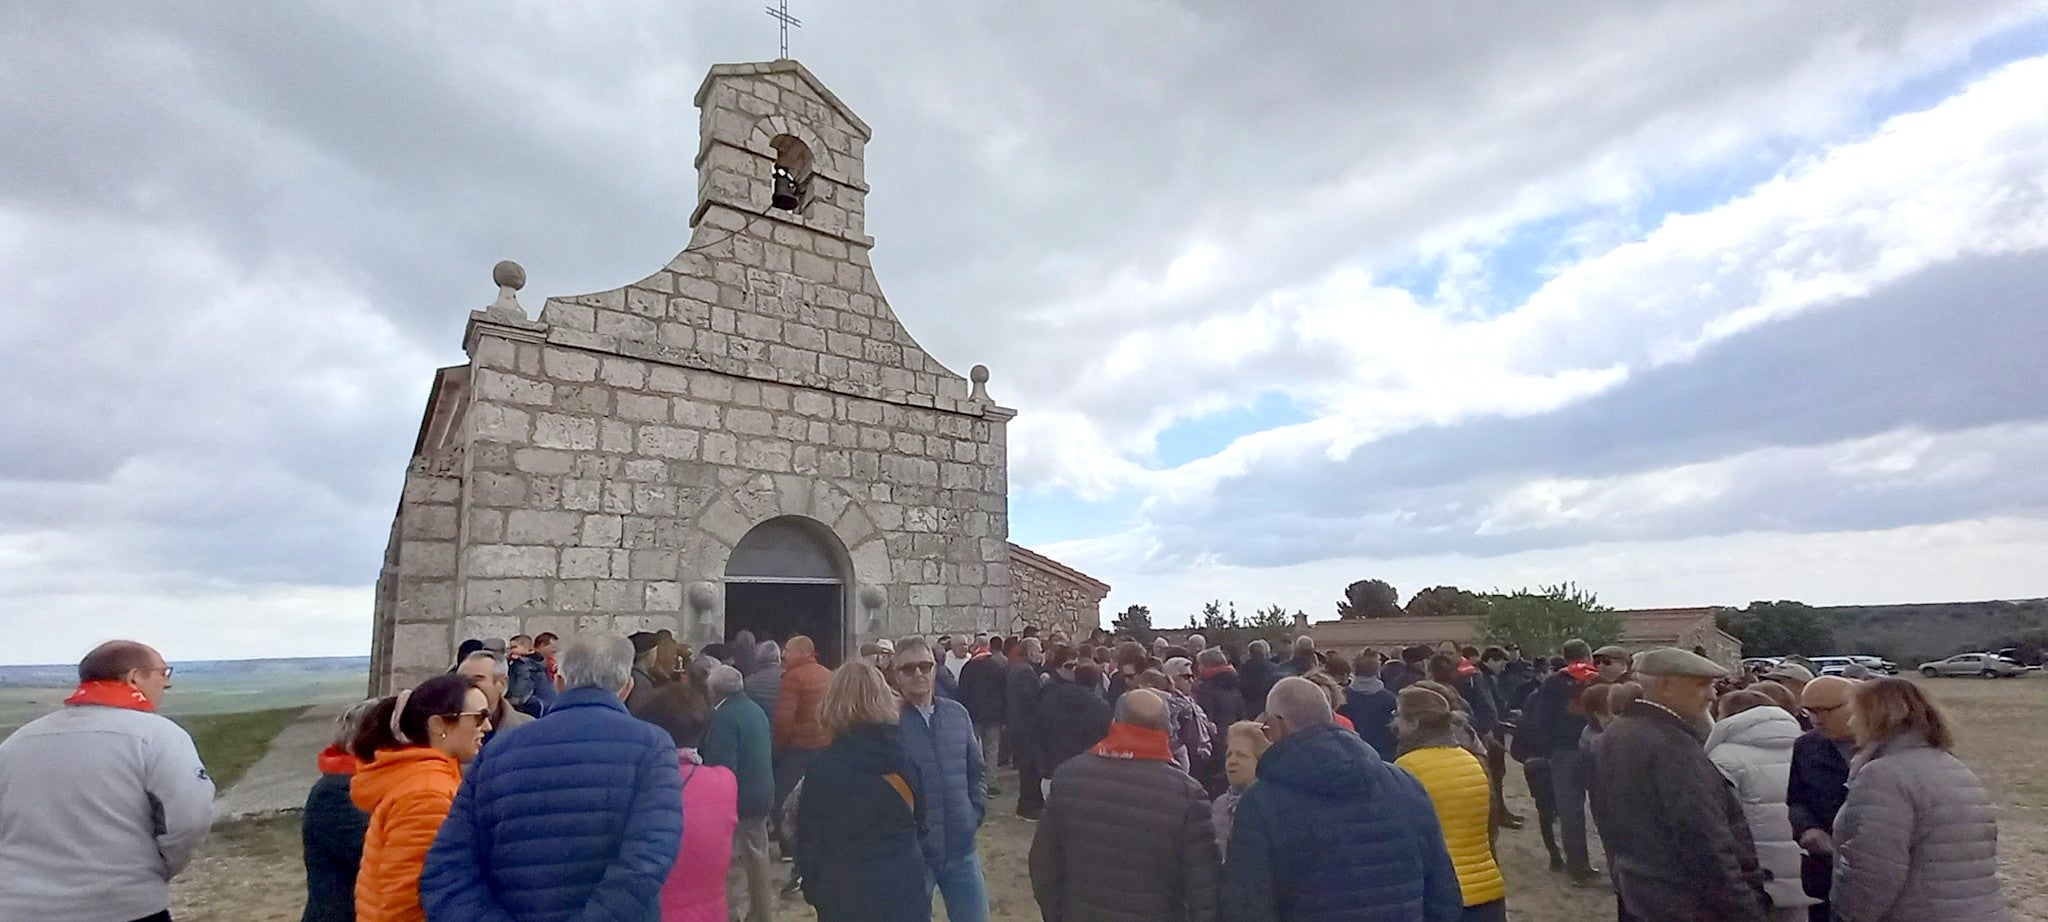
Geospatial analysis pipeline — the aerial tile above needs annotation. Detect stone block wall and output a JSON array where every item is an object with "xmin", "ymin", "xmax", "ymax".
[
  {"xmin": 370, "ymin": 60, "xmax": 1015, "ymax": 694},
  {"xmin": 1008, "ymin": 544, "xmax": 1110, "ymax": 639}
]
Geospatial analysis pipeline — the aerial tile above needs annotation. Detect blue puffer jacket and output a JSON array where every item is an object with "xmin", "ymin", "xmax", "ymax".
[
  {"xmin": 420, "ymin": 686, "xmax": 683, "ymax": 921},
  {"xmin": 1221, "ymin": 724, "xmax": 1463, "ymax": 922},
  {"xmin": 898, "ymin": 698, "xmax": 985, "ymax": 865}
]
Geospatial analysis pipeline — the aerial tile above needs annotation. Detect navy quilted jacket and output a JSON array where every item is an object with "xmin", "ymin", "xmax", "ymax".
[
  {"xmin": 1221, "ymin": 725, "xmax": 1462, "ymax": 922},
  {"xmin": 420, "ymin": 686, "xmax": 683, "ymax": 922},
  {"xmin": 898, "ymin": 697, "xmax": 986, "ymax": 865}
]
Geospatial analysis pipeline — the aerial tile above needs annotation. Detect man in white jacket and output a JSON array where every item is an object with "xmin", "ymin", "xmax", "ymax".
[{"xmin": 0, "ymin": 640, "xmax": 214, "ymax": 922}]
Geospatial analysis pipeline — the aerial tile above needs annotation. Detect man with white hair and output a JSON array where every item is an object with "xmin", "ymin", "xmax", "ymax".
[
  {"xmin": 456, "ymin": 650, "xmax": 534, "ymax": 745},
  {"xmin": 1186, "ymin": 633, "xmax": 1207, "ymax": 654},
  {"xmin": 705, "ymin": 663, "xmax": 777, "ymax": 922},
  {"xmin": 423, "ymin": 633, "xmax": 683, "ymax": 919},
  {"xmin": 1594, "ymin": 648, "xmax": 1768, "ymax": 920},
  {"xmin": 1221, "ymin": 677, "xmax": 1461, "ymax": 921}
]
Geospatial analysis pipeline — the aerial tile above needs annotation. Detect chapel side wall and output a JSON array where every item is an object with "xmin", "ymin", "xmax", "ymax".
[
  {"xmin": 378, "ymin": 461, "xmax": 464, "ymax": 694},
  {"xmin": 1009, "ymin": 555, "xmax": 1106, "ymax": 638}
]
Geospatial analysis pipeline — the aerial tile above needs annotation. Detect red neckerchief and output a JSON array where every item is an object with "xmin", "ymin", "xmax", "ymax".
[
  {"xmin": 1457, "ymin": 657, "xmax": 1479, "ymax": 677},
  {"xmin": 1089, "ymin": 722, "xmax": 1173, "ymax": 762},
  {"xmin": 65, "ymin": 680, "xmax": 154, "ymax": 712},
  {"xmin": 1563, "ymin": 661, "xmax": 1600, "ymax": 682},
  {"xmin": 316, "ymin": 745, "xmax": 359, "ymax": 775},
  {"xmin": 1199, "ymin": 663, "xmax": 1236, "ymax": 681}
]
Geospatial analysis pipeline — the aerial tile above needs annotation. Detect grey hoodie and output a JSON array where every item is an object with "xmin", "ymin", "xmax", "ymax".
[{"xmin": 0, "ymin": 704, "xmax": 215, "ymax": 921}]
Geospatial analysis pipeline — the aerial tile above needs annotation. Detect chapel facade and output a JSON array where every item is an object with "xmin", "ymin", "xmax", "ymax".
[{"xmin": 369, "ymin": 60, "xmax": 1023, "ymax": 694}]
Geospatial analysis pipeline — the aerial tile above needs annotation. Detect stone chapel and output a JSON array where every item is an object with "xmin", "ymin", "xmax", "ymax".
[{"xmin": 369, "ymin": 60, "xmax": 1106, "ymax": 694}]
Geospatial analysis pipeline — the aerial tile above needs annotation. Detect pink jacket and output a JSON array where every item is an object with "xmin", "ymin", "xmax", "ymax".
[{"xmin": 660, "ymin": 754, "xmax": 739, "ymax": 922}]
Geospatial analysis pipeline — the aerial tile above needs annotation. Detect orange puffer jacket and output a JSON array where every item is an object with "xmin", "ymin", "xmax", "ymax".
[
  {"xmin": 773, "ymin": 649, "xmax": 832, "ymax": 750},
  {"xmin": 350, "ymin": 747, "xmax": 462, "ymax": 922}
]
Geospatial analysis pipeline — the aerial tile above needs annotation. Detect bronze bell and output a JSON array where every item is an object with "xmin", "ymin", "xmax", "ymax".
[{"xmin": 772, "ymin": 168, "xmax": 801, "ymax": 210}]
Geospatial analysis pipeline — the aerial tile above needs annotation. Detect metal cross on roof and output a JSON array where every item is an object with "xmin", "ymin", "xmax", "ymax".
[{"xmin": 764, "ymin": 0, "xmax": 801, "ymax": 60}]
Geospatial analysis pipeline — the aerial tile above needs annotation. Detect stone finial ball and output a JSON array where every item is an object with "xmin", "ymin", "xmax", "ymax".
[
  {"xmin": 686, "ymin": 581, "xmax": 718, "ymax": 612},
  {"xmin": 970, "ymin": 364, "xmax": 990, "ymax": 384},
  {"xmin": 493, "ymin": 260, "xmax": 526, "ymax": 291},
  {"xmin": 859, "ymin": 584, "xmax": 886, "ymax": 610}
]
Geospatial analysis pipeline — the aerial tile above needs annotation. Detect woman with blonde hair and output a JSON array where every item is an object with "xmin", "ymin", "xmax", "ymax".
[
  {"xmin": 1211, "ymin": 721, "xmax": 1271, "ymax": 857},
  {"xmin": 793, "ymin": 661, "xmax": 930, "ymax": 922},
  {"xmin": 302, "ymin": 698, "xmax": 381, "ymax": 922},
  {"xmin": 1832, "ymin": 678, "xmax": 2008, "ymax": 921},
  {"xmin": 1395, "ymin": 687, "xmax": 1506, "ymax": 920}
]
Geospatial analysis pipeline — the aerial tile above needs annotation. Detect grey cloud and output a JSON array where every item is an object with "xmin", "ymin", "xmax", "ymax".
[
  {"xmin": 0, "ymin": 1, "xmax": 2037, "ymax": 640},
  {"xmin": 1143, "ymin": 251, "xmax": 2048, "ymax": 567}
]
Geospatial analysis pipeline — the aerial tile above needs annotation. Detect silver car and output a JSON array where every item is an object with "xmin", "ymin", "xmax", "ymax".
[{"xmin": 1918, "ymin": 653, "xmax": 2027, "ymax": 678}]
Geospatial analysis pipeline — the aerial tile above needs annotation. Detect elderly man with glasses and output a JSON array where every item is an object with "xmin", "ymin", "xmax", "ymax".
[
  {"xmin": 892, "ymin": 637, "xmax": 990, "ymax": 922},
  {"xmin": 0, "ymin": 640, "xmax": 214, "ymax": 922}
]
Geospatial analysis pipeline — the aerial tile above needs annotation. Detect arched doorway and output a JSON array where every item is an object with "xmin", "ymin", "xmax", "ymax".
[{"xmin": 725, "ymin": 515, "xmax": 849, "ymax": 666}]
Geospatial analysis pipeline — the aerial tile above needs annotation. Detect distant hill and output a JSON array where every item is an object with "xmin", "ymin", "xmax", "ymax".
[
  {"xmin": 1821, "ymin": 599, "xmax": 2048, "ymax": 666},
  {"xmin": 0, "ymin": 656, "xmax": 371, "ymax": 688}
]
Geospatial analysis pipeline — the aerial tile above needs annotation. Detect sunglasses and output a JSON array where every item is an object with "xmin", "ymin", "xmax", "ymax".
[
  {"xmin": 443, "ymin": 709, "xmax": 493, "ymax": 725},
  {"xmin": 895, "ymin": 661, "xmax": 935, "ymax": 676}
]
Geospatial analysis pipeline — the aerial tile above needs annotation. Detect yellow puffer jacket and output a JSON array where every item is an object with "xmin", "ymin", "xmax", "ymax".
[{"xmin": 1396, "ymin": 745, "xmax": 1504, "ymax": 906}]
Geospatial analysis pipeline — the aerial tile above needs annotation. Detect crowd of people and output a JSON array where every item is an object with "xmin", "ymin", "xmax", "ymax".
[{"xmin": 0, "ymin": 629, "xmax": 2017, "ymax": 921}]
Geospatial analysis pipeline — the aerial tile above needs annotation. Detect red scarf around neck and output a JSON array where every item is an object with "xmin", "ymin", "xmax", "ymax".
[
  {"xmin": 1199, "ymin": 663, "xmax": 1236, "ymax": 681},
  {"xmin": 65, "ymin": 680, "xmax": 155, "ymax": 712},
  {"xmin": 316, "ymin": 745, "xmax": 359, "ymax": 775},
  {"xmin": 1089, "ymin": 722, "xmax": 1173, "ymax": 762}
]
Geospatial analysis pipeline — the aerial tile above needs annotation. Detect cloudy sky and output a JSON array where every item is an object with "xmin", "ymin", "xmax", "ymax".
[{"xmin": 5, "ymin": 3, "xmax": 2047, "ymax": 663}]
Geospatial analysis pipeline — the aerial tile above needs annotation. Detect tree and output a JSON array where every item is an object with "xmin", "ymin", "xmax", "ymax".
[
  {"xmin": 1717, "ymin": 601, "xmax": 1836, "ymax": 658},
  {"xmin": 1336, "ymin": 579, "xmax": 1403, "ymax": 619},
  {"xmin": 1481, "ymin": 583, "xmax": 1622, "ymax": 656},
  {"xmin": 1406, "ymin": 585, "xmax": 1492, "ymax": 619},
  {"xmin": 1246, "ymin": 604, "xmax": 1297, "ymax": 648},
  {"xmin": 1198, "ymin": 599, "xmax": 1240, "ymax": 632},
  {"xmin": 1111, "ymin": 604, "xmax": 1155, "ymax": 644}
]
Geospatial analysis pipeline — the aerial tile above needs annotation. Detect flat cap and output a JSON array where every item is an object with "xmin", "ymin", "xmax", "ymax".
[
  {"xmin": 1765, "ymin": 662, "xmax": 1815, "ymax": 683},
  {"xmin": 1397, "ymin": 686, "xmax": 1453, "ymax": 719},
  {"xmin": 875, "ymin": 638, "xmax": 896, "ymax": 653},
  {"xmin": 1592, "ymin": 644, "xmax": 1631, "ymax": 660},
  {"xmin": 1632, "ymin": 647, "xmax": 1729, "ymax": 678}
]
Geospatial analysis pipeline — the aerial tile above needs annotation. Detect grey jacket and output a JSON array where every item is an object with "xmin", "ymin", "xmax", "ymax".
[
  {"xmin": 0, "ymin": 704, "xmax": 215, "ymax": 922},
  {"xmin": 1832, "ymin": 735, "xmax": 2010, "ymax": 922}
]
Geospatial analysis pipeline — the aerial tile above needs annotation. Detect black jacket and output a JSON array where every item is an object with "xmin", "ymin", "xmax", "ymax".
[
  {"xmin": 958, "ymin": 653, "xmax": 1007, "ymax": 724},
  {"xmin": 1030, "ymin": 750, "xmax": 1219, "ymax": 922},
  {"xmin": 1379, "ymin": 661, "xmax": 1424, "ymax": 693},
  {"xmin": 1193, "ymin": 669, "xmax": 1247, "ymax": 734},
  {"xmin": 1593, "ymin": 701, "xmax": 1768, "ymax": 921},
  {"xmin": 1496, "ymin": 661, "xmax": 1539, "ymax": 714},
  {"xmin": 1456, "ymin": 671, "xmax": 1500, "ymax": 736},
  {"xmin": 1525, "ymin": 668, "xmax": 1589, "ymax": 755},
  {"xmin": 795, "ymin": 723, "xmax": 932, "ymax": 922},
  {"xmin": 1005, "ymin": 660, "xmax": 1043, "ymax": 736},
  {"xmin": 1786, "ymin": 729, "xmax": 1851, "ymax": 838},
  {"xmin": 1238, "ymin": 655, "xmax": 1278, "ymax": 714},
  {"xmin": 1037, "ymin": 677, "xmax": 1113, "ymax": 775},
  {"xmin": 1339, "ymin": 682, "xmax": 1399, "ymax": 762},
  {"xmin": 300, "ymin": 769, "xmax": 370, "ymax": 922}
]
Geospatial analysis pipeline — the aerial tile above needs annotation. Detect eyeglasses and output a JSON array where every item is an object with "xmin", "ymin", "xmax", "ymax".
[
  {"xmin": 444, "ymin": 709, "xmax": 493, "ymax": 725},
  {"xmin": 138, "ymin": 666, "xmax": 173, "ymax": 678},
  {"xmin": 895, "ymin": 661, "xmax": 935, "ymax": 676},
  {"xmin": 1804, "ymin": 704, "xmax": 1845, "ymax": 717}
]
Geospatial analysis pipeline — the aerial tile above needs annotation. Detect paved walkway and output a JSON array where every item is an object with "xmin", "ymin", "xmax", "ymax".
[{"xmin": 213, "ymin": 701, "xmax": 346, "ymax": 822}]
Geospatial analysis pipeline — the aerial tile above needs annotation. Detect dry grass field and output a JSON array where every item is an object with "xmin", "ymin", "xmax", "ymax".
[{"xmin": 171, "ymin": 674, "xmax": 2048, "ymax": 921}]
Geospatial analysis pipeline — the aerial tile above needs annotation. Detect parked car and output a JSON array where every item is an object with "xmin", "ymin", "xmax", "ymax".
[
  {"xmin": 1849, "ymin": 655, "xmax": 1899, "ymax": 674},
  {"xmin": 1809, "ymin": 656, "xmax": 1856, "ymax": 676},
  {"xmin": 1918, "ymin": 653, "xmax": 2028, "ymax": 678}
]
